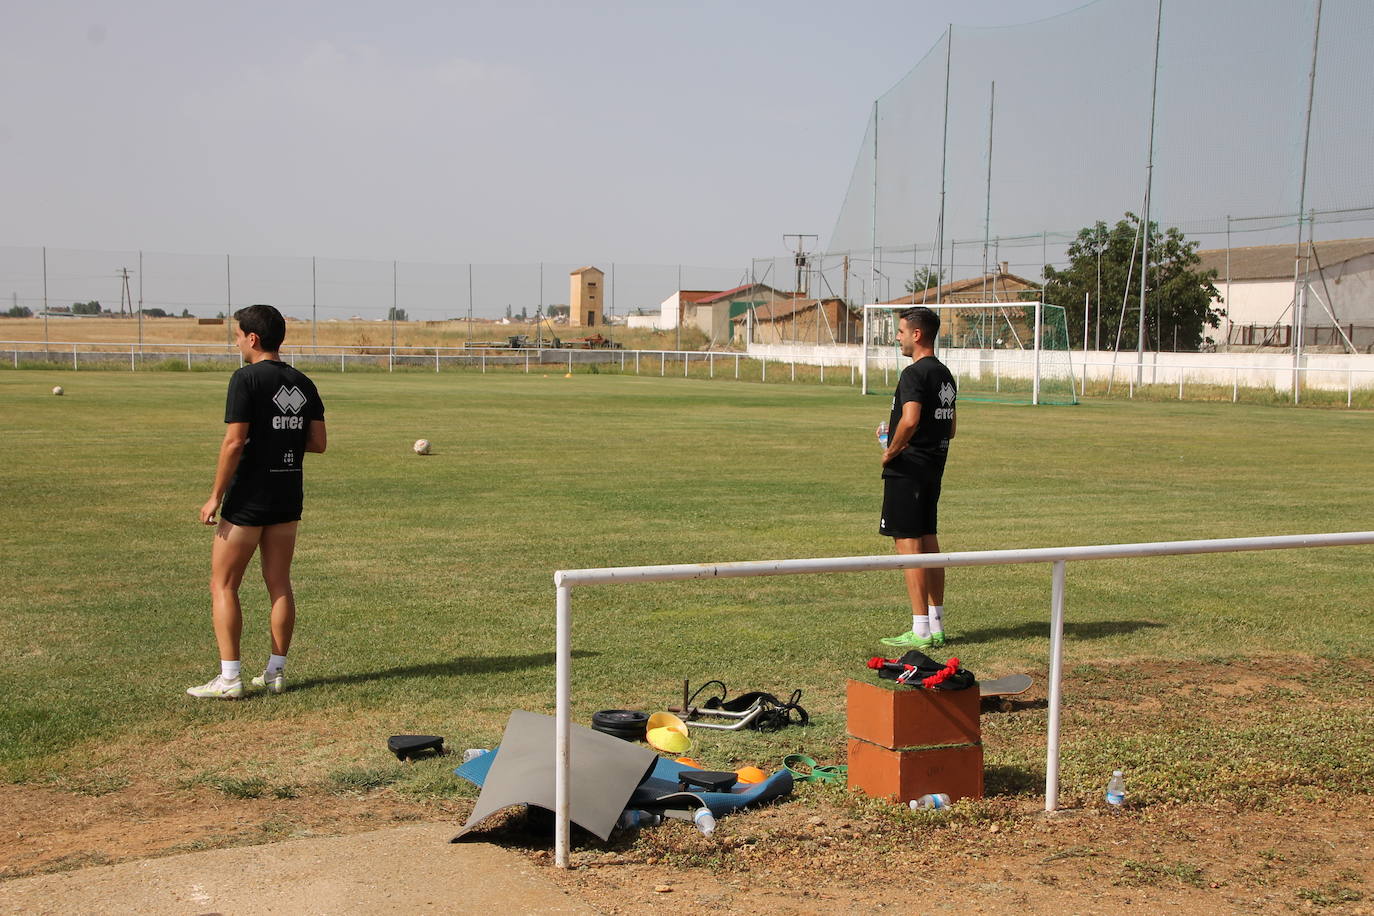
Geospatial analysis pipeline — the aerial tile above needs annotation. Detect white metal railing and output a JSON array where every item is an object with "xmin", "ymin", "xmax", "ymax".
[
  {"xmin": 5, "ymin": 340, "xmax": 1373, "ymax": 404},
  {"xmin": 549, "ymin": 530, "xmax": 1374, "ymax": 868}
]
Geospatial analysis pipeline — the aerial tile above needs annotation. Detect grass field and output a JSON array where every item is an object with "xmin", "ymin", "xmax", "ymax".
[{"xmin": 2, "ymin": 370, "xmax": 1373, "ymax": 894}]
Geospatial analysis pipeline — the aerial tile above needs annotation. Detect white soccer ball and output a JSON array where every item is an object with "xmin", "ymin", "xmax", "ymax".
[
  {"xmin": 412, "ymin": 438, "xmax": 432, "ymax": 455},
  {"xmin": 52, "ymin": 386, "xmax": 64, "ymax": 396}
]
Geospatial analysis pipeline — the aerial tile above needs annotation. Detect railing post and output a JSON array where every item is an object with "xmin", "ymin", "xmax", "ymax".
[
  {"xmin": 555, "ymin": 581, "xmax": 572, "ymax": 868},
  {"xmin": 1045, "ymin": 559, "xmax": 1067, "ymax": 812}
]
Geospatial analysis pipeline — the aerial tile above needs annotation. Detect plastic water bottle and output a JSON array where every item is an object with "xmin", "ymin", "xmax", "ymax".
[
  {"xmin": 909, "ymin": 793, "xmax": 951, "ymax": 810},
  {"xmin": 693, "ymin": 808, "xmax": 717, "ymax": 836},
  {"xmin": 1106, "ymin": 770, "xmax": 1126, "ymax": 806},
  {"xmin": 461, "ymin": 748, "xmax": 490, "ymax": 763},
  {"xmin": 876, "ymin": 421, "xmax": 890, "ymax": 448},
  {"xmin": 616, "ymin": 809, "xmax": 662, "ymax": 831}
]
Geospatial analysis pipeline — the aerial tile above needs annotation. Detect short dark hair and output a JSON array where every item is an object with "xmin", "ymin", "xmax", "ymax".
[
  {"xmin": 235, "ymin": 304, "xmax": 286, "ymax": 351},
  {"xmin": 899, "ymin": 306, "xmax": 940, "ymax": 340}
]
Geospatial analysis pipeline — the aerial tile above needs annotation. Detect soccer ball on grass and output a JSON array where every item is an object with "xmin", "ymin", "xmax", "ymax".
[{"xmin": 412, "ymin": 439, "xmax": 432, "ymax": 455}]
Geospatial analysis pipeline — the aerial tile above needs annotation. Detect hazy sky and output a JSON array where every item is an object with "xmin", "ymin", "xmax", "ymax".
[{"xmin": 2, "ymin": 0, "xmax": 1091, "ymax": 268}]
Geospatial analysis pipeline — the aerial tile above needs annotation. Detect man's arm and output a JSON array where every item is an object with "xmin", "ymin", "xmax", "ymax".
[
  {"xmin": 881, "ymin": 400, "xmax": 921, "ymax": 465},
  {"xmin": 199, "ymin": 422, "xmax": 250, "ymax": 525},
  {"xmin": 306, "ymin": 419, "xmax": 327, "ymax": 454}
]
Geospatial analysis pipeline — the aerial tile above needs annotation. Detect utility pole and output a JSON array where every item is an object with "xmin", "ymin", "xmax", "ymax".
[
  {"xmin": 783, "ymin": 234, "xmax": 818, "ymax": 297},
  {"xmin": 1136, "ymin": 0, "xmax": 1163, "ymax": 387}
]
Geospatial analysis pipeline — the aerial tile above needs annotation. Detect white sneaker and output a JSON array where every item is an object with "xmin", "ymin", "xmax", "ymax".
[
  {"xmin": 251, "ymin": 669, "xmax": 285, "ymax": 694},
  {"xmin": 186, "ymin": 675, "xmax": 243, "ymax": 699}
]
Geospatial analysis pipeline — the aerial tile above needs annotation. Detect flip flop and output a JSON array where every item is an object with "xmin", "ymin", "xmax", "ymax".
[{"xmin": 783, "ymin": 753, "xmax": 847, "ymax": 784}]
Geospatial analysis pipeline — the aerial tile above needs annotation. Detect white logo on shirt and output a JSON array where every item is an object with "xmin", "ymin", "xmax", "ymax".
[
  {"xmin": 273, "ymin": 386, "xmax": 307, "ymax": 414},
  {"xmin": 938, "ymin": 382, "xmax": 956, "ymax": 407}
]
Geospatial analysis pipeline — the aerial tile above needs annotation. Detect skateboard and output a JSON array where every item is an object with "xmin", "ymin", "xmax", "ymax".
[{"xmin": 978, "ymin": 674, "xmax": 1033, "ymax": 712}]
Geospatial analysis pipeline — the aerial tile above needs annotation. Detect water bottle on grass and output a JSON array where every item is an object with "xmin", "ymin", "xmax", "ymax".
[
  {"xmin": 693, "ymin": 808, "xmax": 717, "ymax": 836},
  {"xmin": 909, "ymin": 793, "xmax": 951, "ymax": 810},
  {"xmin": 1106, "ymin": 770, "xmax": 1126, "ymax": 806},
  {"xmin": 616, "ymin": 809, "xmax": 662, "ymax": 830}
]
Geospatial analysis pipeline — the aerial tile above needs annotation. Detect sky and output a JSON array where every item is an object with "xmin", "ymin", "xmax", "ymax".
[{"xmin": 1, "ymin": 0, "xmax": 1092, "ymax": 272}]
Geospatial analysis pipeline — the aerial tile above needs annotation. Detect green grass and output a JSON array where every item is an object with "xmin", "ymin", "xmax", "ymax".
[{"xmin": 1, "ymin": 370, "xmax": 1372, "ymax": 808}]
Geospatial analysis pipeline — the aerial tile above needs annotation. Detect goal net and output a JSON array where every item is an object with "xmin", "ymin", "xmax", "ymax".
[{"xmin": 861, "ymin": 301, "xmax": 1077, "ymax": 405}]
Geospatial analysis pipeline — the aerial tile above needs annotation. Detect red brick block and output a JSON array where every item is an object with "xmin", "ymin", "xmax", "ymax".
[
  {"xmin": 846, "ymin": 738, "xmax": 984, "ymax": 803},
  {"xmin": 846, "ymin": 678, "xmax": 980, "ymax": 749}
]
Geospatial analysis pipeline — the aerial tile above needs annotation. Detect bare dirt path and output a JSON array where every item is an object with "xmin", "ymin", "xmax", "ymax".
[{"xmin": 0, "ymin": 823, "xmax": 593, "ymax": 916}]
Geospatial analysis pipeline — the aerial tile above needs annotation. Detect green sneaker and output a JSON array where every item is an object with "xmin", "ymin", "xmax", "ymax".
[
  {"xmin": 879, "ymin": 630, "xmax": 935, "ymax": 649},
  {"xmin": 930, "ymin": 631, "xmax": 946, "ymax": 648},
  {"xmin": 186, "ymin": 675, "xmax": 243, "ymax": 699}
]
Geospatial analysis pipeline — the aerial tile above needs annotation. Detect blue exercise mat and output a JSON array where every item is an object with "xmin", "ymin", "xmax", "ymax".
[{"xmin": 456, "ymin": 743, "xmax": 793, "ymax": 818}]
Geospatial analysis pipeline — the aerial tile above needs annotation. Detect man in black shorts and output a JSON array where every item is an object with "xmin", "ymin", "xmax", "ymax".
[
  {"xmin": 188, "ymin": 304, "xmax": 326, "ymax": 699},
  {"xmin": 878, "ymin": 306, "xmax": 956, "ymax": 650}
]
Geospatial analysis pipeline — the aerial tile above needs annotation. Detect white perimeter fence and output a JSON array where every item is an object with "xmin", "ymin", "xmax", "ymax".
[
  {"xmin": 7, "ymin": 340, "xmax": 1374, "ymax": 405},
  {"xmin": 0, "ymin": 341, "xmax": 859, "ymax": 384},
  {"xmin": 550, "ymin": 530, "xmax": 1374, "ymax": 868}
]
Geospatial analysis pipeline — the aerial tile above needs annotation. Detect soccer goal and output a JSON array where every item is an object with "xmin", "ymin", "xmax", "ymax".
[{"xmin": 861, "ymin": 301, "xmax": 1078, "ymax": 405}]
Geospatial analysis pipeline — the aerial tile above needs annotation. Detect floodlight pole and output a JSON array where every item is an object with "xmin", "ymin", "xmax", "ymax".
[
  {"xmin": 1292, "ymin": 0, "xmax": 1323, "ymax": 404},
  {"xmin": 982, "ymin": 81, "xmax": 995, "ymax": 300},
  {"xmin": 312, "ymin": 256, "xmax": 318, "ymax": 350},
  {"xmin": 1136, "ymin": 0, "xmax": 1162, "ymax": 388},
  {"xmin": 935, "ymin": 24, "xmax": 952, "ymax": 304},
  {"xmin": 42, "ymin": 246, "xmax": 48, "ymax": 351},
  {"xmin": 870, "ymin": 98, "xmax": 878, "ymax": 325}
]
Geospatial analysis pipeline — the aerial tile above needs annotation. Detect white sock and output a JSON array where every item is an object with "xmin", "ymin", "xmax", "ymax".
[
  {"xmin": 267, "ymin": 654, "xmax": 287, "ymax": 675},
  {"xmin": 928, "ymin": 605, "xmax": 944, "ymax": 633},
  {"xmin": 912, "ymin": 615, "xmax": 931, "ymax": 638},
  {"xmin": 221, "ymin": 660, "xmax": 242, "ymax": 681}
]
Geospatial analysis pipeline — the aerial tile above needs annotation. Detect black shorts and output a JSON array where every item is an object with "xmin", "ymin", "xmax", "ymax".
[
  {"xmin": 879, "ymin": 470, "xmax": 942, "ymax": 538},
  {"xmin": 221, "ymin": 503, "xmax": 302, "ymax": 527}
]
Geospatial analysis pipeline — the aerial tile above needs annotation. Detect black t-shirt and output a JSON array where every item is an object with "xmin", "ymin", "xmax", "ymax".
[
  {"xmin": 221, "ymin": 360, "xmax": 325, "ymax": 518},
  {"xmin": 883, "ymin": 355, "xmax": 956, "ymax": 478}
]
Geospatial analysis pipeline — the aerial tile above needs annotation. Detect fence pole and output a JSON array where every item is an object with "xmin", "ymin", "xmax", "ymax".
[
  {"xmin": 735, "ymin": 354, "xmax": 740, "ymax": 379},
  {"xmin": 683, "ymin": 352, "xmax": 688, "ymax": 378},
  {"xmin": 73, "ymin": 345, "xmax": 78, "ymax": 371},
  {"xmin": 709, "ymin": 352, "xmax": 714, "ymax": 378},
  {"xmin": 1178, "ymin": 369, "xmax": 1184, "ymax": 400},
  {"xmin": 660, "ymin": 352, "xmax": 665, "ymax": 377},
  {"xmin": 341, "ymin": 351, "xmax": 345, "ymax": 373},
  {"xmin": 130, "ymin": 347, "xmax": 135, "ymax": 373},
  {"xmin": 1233, "ymin": 367, "xmax": 1238, "ymax": 403},
  {"xmin": 1045, "ymin": 559, "xmax": 1067, "ymax": 812},
  {"xmin": 554, "ymin": 583, "xmax": 572, "ymax": 868},
  {"xmin": 435, "ymin": 351, "xmax": 440, "ymax": 373}
]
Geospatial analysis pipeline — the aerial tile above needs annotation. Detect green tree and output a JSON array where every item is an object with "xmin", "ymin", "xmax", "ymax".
[
  {"xmin": 387, "ymin": 307, "xmax": 408, "ymax": 321},
  {"xmin": 5, "ymin": 305, "xmax": 33, "ymax": 317},
  {"xmin": 1042, "ymin": 213, "xmax": 1221, "ymax": 351},
  {"xmin": 904, "ymin": 267, "xmax": 943, "ymax": 295},
  {"xmin": 72, "ymin": 300, "xmax": 102, "ymax": 315},
  {"xmin": 140, "ymin": 307, "xmax": 169, "ymax": 318}
]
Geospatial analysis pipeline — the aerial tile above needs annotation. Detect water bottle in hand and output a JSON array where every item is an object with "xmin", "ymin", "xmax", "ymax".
[
  {"xmin": 1106, "ymin": 770, "xmax": 1126, "ymax": 806},
  {"xmin": 877, "ymin": 421, "xmax": 889, "ymax": 448}
]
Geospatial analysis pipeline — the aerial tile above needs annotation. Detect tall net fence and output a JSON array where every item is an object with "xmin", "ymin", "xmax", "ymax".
[{"xmin": 804, "ymin": 0, "xmax": 1374, "ymax": 336}]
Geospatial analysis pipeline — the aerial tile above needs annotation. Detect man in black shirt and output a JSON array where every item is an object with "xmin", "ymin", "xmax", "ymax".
[
  {"xmin": 188, "ymin": 304, "xmax": 326, "ymax": 699},
  {"xmin": 878, "ymin": 306, "xmax": 956, "ymax": 650}
]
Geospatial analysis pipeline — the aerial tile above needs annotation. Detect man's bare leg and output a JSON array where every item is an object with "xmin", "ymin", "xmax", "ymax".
[
  {"xmin": 895, "ymin": 537, "xmax": 929, "ymax": 616},
  {"xmin": 920, "ymin": 534, "xmax": 944, "ymax": 606},
  {"xmin": 210, "ymin": 521, "xmax": 264, "ymax": 662},
  {"xmin": 259, "ymin": 521, "xmax": 299, "ymax": 657}
]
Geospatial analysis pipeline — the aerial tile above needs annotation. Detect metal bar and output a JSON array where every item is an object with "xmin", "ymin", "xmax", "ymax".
[
  {"xmin": 1045, "ymin": 559, "xmax": 1067, "ymax": 811},
  {"xmin": 554, "ymin": 532, "xmax": 1374, "ymax": 588},
  {"xmin": 554, "ymin": 584, "xmax": 572, "ymax": 868}
]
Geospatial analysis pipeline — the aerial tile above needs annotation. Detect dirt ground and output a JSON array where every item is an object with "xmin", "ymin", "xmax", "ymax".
[
  {"xmin": 4, "ymin": 662, "xmax": 1371, "ymax": 913},
  {"xmin": 3, "ymin": 773, "xmax": 1370, "ymax": 913}
]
